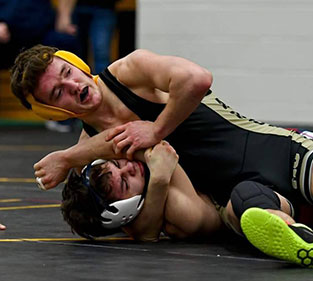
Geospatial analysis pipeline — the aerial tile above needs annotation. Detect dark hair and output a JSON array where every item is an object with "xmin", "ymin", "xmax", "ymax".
[
  {"xmin": 61, "ymin": 167, "xmax": 120, "ymax": 239},
  {"xmin": 10, "ymin": 44, "xmax": 58, "ymax": 109}
]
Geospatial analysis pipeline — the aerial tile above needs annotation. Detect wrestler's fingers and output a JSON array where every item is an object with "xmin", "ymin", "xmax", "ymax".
[
  {"xmin": 114, "ymin": 138, "xmax": 132, "ymax": 155},
  {"xmin": 125, "ymin": 145, "xmax": 138, "ymax": 160},
  {"xmin": 36, "ymin": 178, "xmax": 57, "ymax": 191},
  {"xmin": 34, "ymin": 170, "xmax": 45, "ymax": 178},
  {"xmin": 33, "ymin": 162, "xmax": 41, "ymax": 170},
  {"xmin": 160, "ymin": 141, "xmax": 178, "ymax": 154},
  {"xmin": 105, "ymin": 125, "xmax": 126, "ymax": 141},
  {"xmin": 110, "ymin": 133, "xmax": 127, "ymax": 151}
]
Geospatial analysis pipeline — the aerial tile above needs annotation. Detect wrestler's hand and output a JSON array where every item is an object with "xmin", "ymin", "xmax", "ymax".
[
  {"xmin": 0, "ymin": 223, "xmax": 6, "ymax": 230},
  {"xmin": 105, "ymin": 120, "xmax": 161, "ymax": 160},
  {"xmin": 34, "ymin": 150, "xmax": 70, "ymax": 190},
  {"xmin": 144, "ymin": 141, "xmax": 178, "ymax": 184},
  {"xmin": 0, "ymin": 22, "xmax": 10, "ymax": 43},
  {"xmin": 55, "ymin": 15, "xmax": 77, "ymax": 35}
]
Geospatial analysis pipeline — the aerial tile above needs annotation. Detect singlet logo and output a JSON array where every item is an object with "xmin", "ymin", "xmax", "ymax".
[
  {"xmin": 292, "ymin": 153, "xmax": 300, "ymax": 190},
  {"xmin": 215, "ymin": 97, "xmax": 272, "ymax": 126}
]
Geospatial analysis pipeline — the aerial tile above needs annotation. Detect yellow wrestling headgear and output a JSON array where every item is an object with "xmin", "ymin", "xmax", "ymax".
[
  {"xmin": 26, "ymin": 50, "xmax": 99, "ymax": 121},
  {"xmin": 54, "ymin": 50, "xmax": 92, "ymax": 77},
  {"xmin": 26, "ymin": 95, "xmax": 80, "ymax": 121}
]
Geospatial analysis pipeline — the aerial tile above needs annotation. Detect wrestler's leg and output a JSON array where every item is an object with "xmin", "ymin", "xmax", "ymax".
[
  {"xmin": 223, "ymin": 181, "xmax": 294, "ymax": 233},
  {"xmin": 224, "ymin": 190, "xmax": 294, "ymax": 234},
  {"xmin": 224, "ymin": 181, "xmax": 313, "ymax": 267}
]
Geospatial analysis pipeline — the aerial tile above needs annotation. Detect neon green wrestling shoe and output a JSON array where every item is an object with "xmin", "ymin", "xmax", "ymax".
[{"xmin": 241, "ymin": 207, "xmax": 313, "ymax": 268}]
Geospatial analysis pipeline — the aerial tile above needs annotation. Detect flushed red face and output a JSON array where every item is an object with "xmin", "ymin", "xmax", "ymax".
[
  {"xmin": 33, "ymin": 56, "xmax": 102, "ymax": 115},
  {"xmin": 100, "ymin": 159, "xmax": 146, "ymax": 202}
]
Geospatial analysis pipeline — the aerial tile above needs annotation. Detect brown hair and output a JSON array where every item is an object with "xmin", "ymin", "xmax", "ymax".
[
  {"xmin": 10, "ymin": 44, "xmax": 58, "ymax": 109},
  {"xmin": 61, "ymin": 166, "xmax": 119, "ymax": 239}
]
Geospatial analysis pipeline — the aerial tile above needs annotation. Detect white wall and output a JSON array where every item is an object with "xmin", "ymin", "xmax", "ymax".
[{"xmin": 137, "ymin": 0, "xmax": 313, "ymax": 126}]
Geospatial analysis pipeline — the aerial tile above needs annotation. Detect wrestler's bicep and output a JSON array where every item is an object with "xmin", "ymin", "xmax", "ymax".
[{"xmin": 164, "ymin": 190, "xmax": 205, "ymax": 239}]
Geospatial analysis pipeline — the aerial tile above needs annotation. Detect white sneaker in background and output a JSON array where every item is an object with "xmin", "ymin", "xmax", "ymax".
[{"xmin": 45, "ymin": 121, "xmax": 71, "ymax": 133}]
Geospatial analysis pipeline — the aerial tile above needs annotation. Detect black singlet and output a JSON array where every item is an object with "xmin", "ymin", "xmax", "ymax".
[{"xmin": 83, "ymin": 68, "xmax": 313, "ymax": 206}]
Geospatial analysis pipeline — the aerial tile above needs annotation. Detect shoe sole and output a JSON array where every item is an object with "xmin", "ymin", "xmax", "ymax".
[{"xmin": 241, "ymin": 208, "xmax": 313, "ymax": 268}]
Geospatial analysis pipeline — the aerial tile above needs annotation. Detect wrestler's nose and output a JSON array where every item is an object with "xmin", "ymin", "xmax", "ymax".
[
  {"xmin": 63, "ymin": 80, "xmax": 80, "ymax": 95},
  {"xmin": 120, "ymin": 162, "xmax": 135, "ymax": 176}
]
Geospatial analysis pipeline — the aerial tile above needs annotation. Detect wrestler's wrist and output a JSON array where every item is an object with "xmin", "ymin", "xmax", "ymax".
[
  {"xmin": 62, "ymin": 148, "xmax": 78, "ymax": 170},
  {"xmin": 149, "ymin": 173, "xmax": 171, "ymax": 187},
  {"xmin": 153, "ymin": 122, "xmax": 168, "ymax": 143}
]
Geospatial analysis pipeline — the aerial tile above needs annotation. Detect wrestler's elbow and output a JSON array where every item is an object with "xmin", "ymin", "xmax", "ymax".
[{"xmin": 188, "ymin": 69, "xmax": 213, "ymax": 99}]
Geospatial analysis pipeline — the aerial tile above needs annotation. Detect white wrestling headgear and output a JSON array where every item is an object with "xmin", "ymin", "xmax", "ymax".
[{"xmin": 81, "ymin": 159, "xmax": 145, "ymax": 229}]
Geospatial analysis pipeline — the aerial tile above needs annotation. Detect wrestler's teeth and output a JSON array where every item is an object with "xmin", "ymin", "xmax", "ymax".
[{"xmin": 80, "ymin": 86, "xmax": 88, "ymax": 102}]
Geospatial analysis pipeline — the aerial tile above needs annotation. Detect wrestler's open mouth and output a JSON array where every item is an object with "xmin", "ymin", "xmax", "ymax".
[{"xmin": 80, "ymin": 86, "xmax": 89, "ymax": 102}]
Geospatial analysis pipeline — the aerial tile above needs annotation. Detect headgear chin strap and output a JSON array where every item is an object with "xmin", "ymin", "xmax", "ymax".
[
  {"xmin": 81, "ymin": 159, "xmax": 147, "ymax": 230},
  {"xmin": 27, "ymin": 50, "xmax": 99, "ymax": 121}
]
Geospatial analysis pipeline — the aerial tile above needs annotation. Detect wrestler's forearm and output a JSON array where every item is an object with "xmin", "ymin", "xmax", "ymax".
[
  {"xmin": 56, "ymin": 0, "xmax": 77, "ymax": 19},
  {"xmin": 63, "ymin": 140, "xmax": 117, "ymax": 169},
  {"xmin": 148, "ymin": 56, "xmax": 212, "ymax": 139},
  {"xmin": 62, "ymin": 130, "xmax": 145, "ymax": 169},
  {"xmin": 116, "ymin": 50, "xmax": 212, "ymax": 141},
  {"xmin": 123, "ymin": 143, "xmax": 177, "ymax": 241},
  {"xmin": 154, "ymin": 75, "xmax": 211, "ymax": 140},
  {"xmin": 123, "ymin": 175, "xmax": 169, "ymax": 242},
  {"xmin": 34, "ymin": 129, "xmax": 147, "ymax": 190}
]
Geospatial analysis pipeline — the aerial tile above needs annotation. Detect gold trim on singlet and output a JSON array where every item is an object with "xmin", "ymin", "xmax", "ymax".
[
  {"xmin": 201, "ymin": 92, "xmax": 313, "ymax": 204},
  {"xmin": 201, "ymin": 93, "xmax": 313, "ymax": 150}
]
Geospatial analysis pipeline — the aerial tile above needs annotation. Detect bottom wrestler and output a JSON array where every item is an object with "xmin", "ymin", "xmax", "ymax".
[
  {"xmin": 62, "ymin": 141, "xmax": 222, "ymax": 241},
  {"xmin": 61, "ymin": 141, "xmax": 313, "ymax": 268}
]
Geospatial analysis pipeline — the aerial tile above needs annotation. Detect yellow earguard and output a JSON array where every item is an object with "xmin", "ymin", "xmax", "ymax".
[
  {"xmin": 26, "ymin": 50, "xmax": 99, "ymax": 121},
  {"xmin": 26, "ymin": 95, "xmax": 79, "ymax": 121}
]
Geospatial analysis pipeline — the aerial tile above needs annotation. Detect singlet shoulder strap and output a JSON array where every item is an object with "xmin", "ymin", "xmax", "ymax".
[
  {"xmin": 99, "ymin": 68, "xmax": 165, "ymax": 121},
  {"xmin": 83, "ymin": 122, "xmax": 98, "ymax": 137}
]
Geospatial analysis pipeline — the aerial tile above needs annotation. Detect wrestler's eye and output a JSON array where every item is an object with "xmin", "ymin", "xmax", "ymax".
[
  {"xmin": 56, "ymin": 88, "xmax": 62, "ymax": 99},
  {"xmin": 122, "ymin": 178, "xmax": 129, "ymax": 190},
  {"xmin": 66, "ymin": 68, "xmax": 71, "ymax": 77},
  {"xmin": 112, "ymin": 160, "xmax": 120, "ymax": 168}
]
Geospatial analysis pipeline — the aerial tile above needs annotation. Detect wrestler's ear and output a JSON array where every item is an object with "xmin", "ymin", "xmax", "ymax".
[
  {"xmin": 26, "ymin": 94, "xmax": 79, "ymax": 121},
  {"xmin": 54, "ymin": 50, "xmax": 92, "ymax": 77}
]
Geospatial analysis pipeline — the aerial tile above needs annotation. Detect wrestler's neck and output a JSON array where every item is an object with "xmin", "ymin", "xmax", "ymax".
[{"xmin": 81, "ymin": 78, "xmax": 134, "ymax": 131}]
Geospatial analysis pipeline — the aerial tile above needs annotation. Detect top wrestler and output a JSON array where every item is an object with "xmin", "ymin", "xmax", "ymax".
[{"xmin": 10, "ymin": 44, "xmax": 313, "ymax": 266}]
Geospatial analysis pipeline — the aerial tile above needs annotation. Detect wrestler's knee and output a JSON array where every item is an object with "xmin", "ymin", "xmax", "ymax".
[
  {"xmin": 230, "ymin": 181, "xmax": 281, "ymax": 219},
  {"xmin": 229, "ymin": 181, "xmax": 295, "ymax": 225}
]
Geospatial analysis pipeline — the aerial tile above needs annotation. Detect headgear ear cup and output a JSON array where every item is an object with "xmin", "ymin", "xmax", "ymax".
[{"xmin": 26, "ymin": 95, "xmax": 80, "ymax": 121}]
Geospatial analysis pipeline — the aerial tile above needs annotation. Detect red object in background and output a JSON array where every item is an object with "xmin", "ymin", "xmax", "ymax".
[{"xmin": 297, "ymin": 204, "xmax": 313, "ymax": 228}]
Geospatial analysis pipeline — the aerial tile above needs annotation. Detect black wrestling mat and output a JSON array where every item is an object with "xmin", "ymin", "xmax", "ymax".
[{"xmin": 0, "ymin": 126, "xmax": 312, "ymax": 281}]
